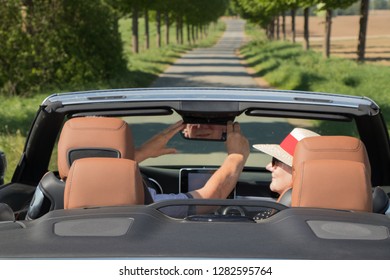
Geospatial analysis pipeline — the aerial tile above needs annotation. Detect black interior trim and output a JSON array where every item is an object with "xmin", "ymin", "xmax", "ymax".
[{"xmin": 0, "ymin": 206, "xmax": 389, "ymax": 259}]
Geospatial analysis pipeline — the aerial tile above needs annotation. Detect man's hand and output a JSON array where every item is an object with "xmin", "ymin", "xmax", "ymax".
[
  {"xmin": 191, "ymin": 121, "xmax": 249, "ymax": 200},
  {"xmin": 134, "ymin": 120, "xmax": 185, "ymax": 163},
  {"xmin": 225, "ymin": 121, "xmax": 250, "ymax": 161}
]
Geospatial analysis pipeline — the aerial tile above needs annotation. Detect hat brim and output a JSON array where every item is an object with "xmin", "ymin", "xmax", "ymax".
[{"xmin": 253, "ymin": 144, "xmax": 293, "ymax": 167}]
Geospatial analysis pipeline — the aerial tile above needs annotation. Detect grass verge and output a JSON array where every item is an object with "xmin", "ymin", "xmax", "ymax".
[{"xmin": 241, "ymin": 24, "xmax": 390, "ymax": 129}]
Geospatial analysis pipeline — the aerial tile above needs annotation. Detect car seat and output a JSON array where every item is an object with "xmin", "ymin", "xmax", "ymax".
[
  {"xmin": 64, "ymin": 158, "xmax": 144, "ymax": 209},
  {"xmin": 26, "ymin": 117, "xmax": 152, "ymax": 219},
  {"xmin": 291, "ymin": 135, "xmax": 373, "ymax": 212}
]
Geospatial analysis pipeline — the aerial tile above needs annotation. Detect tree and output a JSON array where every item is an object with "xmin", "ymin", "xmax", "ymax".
[
  {"xmin": 283, "ymin": 0, "xmax": 301, "ymax": 44},
  {"xmin": 164, "ymin": 8, "xmax": 170, "ymax": 45},
  {"xmin": 235, "ymin": 0, "xmax": 302, "ymax": 41},
  {"xmin": 156, "ymin": 9, "xmax": 162, "ymax": 47},
  {"xmin": 0, "ymin": 1, "xmax": 27, "ymax": 95},
  {"xmin": 132, "ymin": 3, "xmax": 139, "ymax": 53},
  {"xmin": 282, "ymin": 10, "xmax": 286, "ymax": 40},
  {"xmin": 108, "ymin": 0, "xmax": 149, "ymax": 53},
  {"xmin": 144, "ymin": 7, "xmax": 149, "ymax": 49},
  {"xmin": 323, "ymin": 8, "xmax": 333, "ymax": 58},
  {"xmin": 183, "ymin": 0, "xmax": 228, "ymax": 42},
  {"xmin": 291, "ymin": 8, "xmax": 296, "ymax": 43},
  {"xmin": 300, "ymin": 0, "xmax": 319, "ymax": 50},
  {"xmin": 234, "ymin": 0, "xmax": 279, "ymax": 39},
  {"xmin": 357, "ymin": 0, "xmax": 370, "ymax": 62},
  {"xmin": 317, "ymin": 0, "xmax": 357, "ymax": 58},
  {"xmin": 303, "ymin": 6, "xmax": 310, "ymax": 49},
  {"xmin": 109, "ymin": 0, "xmax": 228, "ymax": 50},
  {"xmin": 1, "ymin": 0, "xmax": 127, "ymax": 96}
]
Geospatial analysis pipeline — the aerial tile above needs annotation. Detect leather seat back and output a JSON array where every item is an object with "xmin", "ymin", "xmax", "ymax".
[
  {"xmin": 64, "ymin": 158, "xmax": 144, "ymax": 209},
  {"xmin": 27, "ymin": 117, "xmax": 149, "ymax": 219},
  {"xmin": 291, "ymin": 136, "xmax": 372, "ymax": 212}
]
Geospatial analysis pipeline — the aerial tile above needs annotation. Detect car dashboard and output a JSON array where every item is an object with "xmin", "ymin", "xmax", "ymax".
[{"xmin": 141, "ymin": 166, "xmax": 275, "ymax": 201}]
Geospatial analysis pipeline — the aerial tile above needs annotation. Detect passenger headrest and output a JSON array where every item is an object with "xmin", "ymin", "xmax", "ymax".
[
  {"xmin": 64, "ymin": 158, "xmax": 144, "ymax": 209},
  {"xmin": 292, "ymin": 136, "xmax": 372, "ymax": 212},
  {"xmin": 58, "ymin": 117, "xmax": 134, "ymax": 180},
  {"xmin": 293, "ymin": 135, "xmax": 371, "ymax": 174}
]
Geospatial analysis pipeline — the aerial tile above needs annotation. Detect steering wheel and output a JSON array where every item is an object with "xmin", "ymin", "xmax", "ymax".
[{"xmin": 220, "ymin": 205, "xmax": 246, "ymax": 216}]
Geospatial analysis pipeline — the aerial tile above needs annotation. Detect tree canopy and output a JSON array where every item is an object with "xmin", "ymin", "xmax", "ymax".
[{"xmin": 0, "ymin": 0, "xmax": 229, "ymax": 96}]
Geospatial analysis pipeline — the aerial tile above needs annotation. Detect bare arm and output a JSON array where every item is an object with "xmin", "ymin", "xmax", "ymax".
[
  {"xmin": 134, "ymin": 120, "xmax": 185, "ymax": 163},
  {"xmin": 190, "ymin": 122, "xmax": 249, "ymax": 199}
]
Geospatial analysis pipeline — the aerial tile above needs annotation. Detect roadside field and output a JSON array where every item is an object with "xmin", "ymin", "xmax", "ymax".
[{"xmin": 285, "ymin": 10, "xmax": 390, "ymax": 65}]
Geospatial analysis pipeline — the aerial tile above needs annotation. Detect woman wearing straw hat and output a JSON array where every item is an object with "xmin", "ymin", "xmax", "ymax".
[{"xmin": 253, "ymin": 128, "xmax": 320, "ymax": 198}]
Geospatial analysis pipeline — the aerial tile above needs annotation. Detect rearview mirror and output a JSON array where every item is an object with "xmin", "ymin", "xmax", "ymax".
[{"xmin": 181, "ymin": 124, "xmax": 227, "ymax": 141}]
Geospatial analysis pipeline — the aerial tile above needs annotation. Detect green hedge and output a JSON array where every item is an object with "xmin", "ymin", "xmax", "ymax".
[{"xmin": 0, "ymin": 0, "xmax": 127, "ymax": 97}]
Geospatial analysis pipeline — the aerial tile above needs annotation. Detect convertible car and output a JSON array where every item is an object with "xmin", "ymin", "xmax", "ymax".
[{"xmin": 0, "ymin": 87, "xmax": 389, "ymax": 259}]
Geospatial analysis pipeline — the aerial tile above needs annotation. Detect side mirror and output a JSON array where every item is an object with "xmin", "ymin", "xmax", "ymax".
[{"xmin": 0, "ymin": 151, "xmax": 7, "ymax": 185}]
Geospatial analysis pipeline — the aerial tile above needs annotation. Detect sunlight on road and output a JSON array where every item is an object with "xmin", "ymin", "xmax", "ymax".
[{"xmin": 151, "ymin": 19, "xmax": 259, "ymax": 88}]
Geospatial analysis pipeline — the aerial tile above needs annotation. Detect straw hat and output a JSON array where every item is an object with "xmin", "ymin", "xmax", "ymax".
[{"xmin": 253, "ymin": 128, "xmax": 320, "ymax": 167}]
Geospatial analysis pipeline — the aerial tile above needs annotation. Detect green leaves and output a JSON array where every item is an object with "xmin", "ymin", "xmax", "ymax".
[
  {"xmin": 0, "ymin": 0, "xmax": 127, "ymax": 96},
  {"xmin": 0, "ymin": 0, "xmax": 229, "ymax": 96}
]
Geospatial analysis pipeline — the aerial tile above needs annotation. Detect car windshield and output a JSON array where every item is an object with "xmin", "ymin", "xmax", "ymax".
[{"xmin": 125, "ymin": 113, "xmax": 359, "ymax": 168}]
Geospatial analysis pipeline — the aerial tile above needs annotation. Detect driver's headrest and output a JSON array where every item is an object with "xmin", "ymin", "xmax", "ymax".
[
  {"xmin": 292, "ymin": 136, "xmax": 372, "ymax": 212},
  {"xmin": 58, "ymin": 117, "xmax": 134, "ymax": 180}
]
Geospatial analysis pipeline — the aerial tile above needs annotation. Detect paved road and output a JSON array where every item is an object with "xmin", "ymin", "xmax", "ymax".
[
  {"xmin": 147, "ymin": 19, "xmax": 288, "ymax": 167},
  {"xmin": 151, "ymin": 19, "xmax": 259, "ymax": 88}
]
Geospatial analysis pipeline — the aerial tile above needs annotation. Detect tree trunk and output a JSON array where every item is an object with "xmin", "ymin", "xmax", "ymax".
[
  {"xmin": 192, "ymin": 25, "xmax": 195, "ymax": 42},
  {"xmin": 276, "ymin": 15, "xmax": 280, "ymax": 40},
  {"xmin": 282, "ymin": 11, "xmax": 286, "ymax": 41},
  {"xmin": 357, "ymin": 0, "xmax": 369, "ymax": 62},
  {"xmin": 291, "ymin": 9, "xmax": 296, "ymax": 43},
  {"xmin": 303, "ymin": 7, "xmax": 310, "ymax": 50},
  {"xmin": 176, "ymin": 16, "xmax": 180, "ymax": 44},
  {"xmin": 165, "ymin": 10, "xmax": 169, "ymax": 45},
  {"xmin": 180, "ymin": 16, "xmax": 184, "ymax": 44},
  {"xmin": 156, "ymin": 10, "xmax": 161, "ymax": 48},
  {"xmin": 21, "ymin": 0, "xmax": 34, "ymax": 34},
  {"xmin": 175, "ymin": 16, "xmax": 183, "ymax": 44},
  {"xmin": 323, "ymin": 9, "xmax": 332, "ymax": 58},
  {"xmin": 269, "ymin": 19, "xmax": 275, "ymax": 40},
  {"xmin": 144, "ymin": 8, "xmax": 149, "ymax": 50},
  {"xmin": 132, "ymin": 5, "xmax": 139, "ymax": 54},
  {"xmin": 187, "ymin": 23, "xmax": 191, "ymax": 44}
]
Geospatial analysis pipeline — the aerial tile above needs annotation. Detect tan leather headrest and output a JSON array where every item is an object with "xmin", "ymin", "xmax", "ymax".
[
  {"xmin": 64, "ymin": 158, "xmax": 144, "ymax": 209},
  {"xmin": 58, "ymin": 117, "xmax": 134, "ymax": 180},
  {"xmin": 293, "ymin": 135, "xmax": 371, "ymax": 175},
  {"xmin": 292, "ymin": 136, "xmax": 372, "ymax": 212}
]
